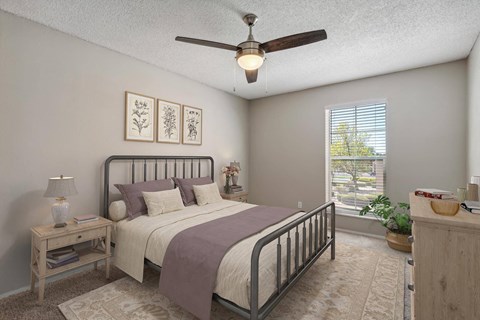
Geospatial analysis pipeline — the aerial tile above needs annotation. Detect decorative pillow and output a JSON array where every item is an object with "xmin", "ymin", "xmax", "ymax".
[
  {"xmin": 193, "ymin": 183, "xmax": 222, "ymax": 206},
  {"xmin": 108, "ymin": 200, "xmax": 128, "ymax": 222},
  {"xmin": 142, "ymin": 188, "xmax": 185, "ymax": 216},
  {"xmin": 173, "ymin": 177, "xmax": 213, "ymax": 206},
  {"xmin": 115, "ymin": 179, "xmax": 173, "ymax": 219}
]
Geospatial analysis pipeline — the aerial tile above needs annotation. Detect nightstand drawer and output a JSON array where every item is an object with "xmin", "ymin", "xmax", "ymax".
[
  {"xmin": 237, "ymin": 196, "xmax": 247, "ymax": 202},
  {"xmin": 47, "ymin": 227, "xmax": 106, "ymax": 250},
  {"xmin": 220, "ymin": 192, "xmax": 248, "ymax": 203}
]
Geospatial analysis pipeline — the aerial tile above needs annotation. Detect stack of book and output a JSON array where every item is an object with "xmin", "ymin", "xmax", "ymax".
[
  {"xmin": 414, "ymin": 188, "xmax": 454, "ymax": 200},
  {"xmin": 74, "ymin": 214, "xmax": 99, "ymax": 224},
  {"xmin": 463, "ymin": 201, "xmax": 480, "ymax": 214},
  {"xmin": 230, "ymin": 185, "xmax": 244, "ymax": 193},
  {"xmin": 47, "ymin": 246, "xmax": 79, "ymax": 269}
]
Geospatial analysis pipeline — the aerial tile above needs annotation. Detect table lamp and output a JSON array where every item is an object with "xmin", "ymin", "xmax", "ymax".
[
  {"xmin": 230, "ymin": 161, "xmax": 241, "ymax": 186},
  {"xmin": 230, "ymin": 161, "xmax": 241, "ymax": 171},
  {"xmin": 44, "ymin": 175, "xmax": 78, "ymax": 228}
]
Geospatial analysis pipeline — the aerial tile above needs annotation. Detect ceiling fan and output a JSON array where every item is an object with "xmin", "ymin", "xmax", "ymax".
[{"xmin": 175, "ymin": 14, "xmax": 327, "ymax": 84}]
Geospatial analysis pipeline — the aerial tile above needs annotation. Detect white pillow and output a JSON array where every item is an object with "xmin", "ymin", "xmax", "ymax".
[
  {"xmin": 193, "ymin": 183, "xmax": 222, "ymax": 206},
  {"xmin": 109, "ymin": 200, "xmax": 128, "ymax": 221},
  {"xmin": 143, "ymin": 188, "xmax": 185, "ymax": 216}
]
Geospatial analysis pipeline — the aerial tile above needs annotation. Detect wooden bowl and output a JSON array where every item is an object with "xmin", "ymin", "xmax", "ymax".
[{"xmin": 430, "ymin": 200, "xmax": 460, "ymax": 216}]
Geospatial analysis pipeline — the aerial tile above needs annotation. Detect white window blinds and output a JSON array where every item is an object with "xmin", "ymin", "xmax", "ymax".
[{"xmin": 327, "ymin": 103, "xmax": 386, "ymax": 211}]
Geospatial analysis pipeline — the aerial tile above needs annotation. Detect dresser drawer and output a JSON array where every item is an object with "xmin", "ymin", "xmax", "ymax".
[{"xmin": 47, "ymin": 227, "xmax": 106, "ymax": 250}]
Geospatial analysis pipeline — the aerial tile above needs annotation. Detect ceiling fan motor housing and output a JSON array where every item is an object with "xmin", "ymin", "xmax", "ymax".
[{"xmin": 236, "ymin": 41, "xmax": 265, "ymax": 70}]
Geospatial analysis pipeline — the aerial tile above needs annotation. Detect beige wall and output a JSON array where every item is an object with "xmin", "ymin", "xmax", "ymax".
[
  {"xmin": 249, "ymin": 61, "xmax": 467, "ymax": 233},
  {"xmin": 468, "ymin": 35, "xmax": 480, "ymax": 178},
  {"xmin": 0, "ymin": 11, "xmax": 249, "ymax": 295}
]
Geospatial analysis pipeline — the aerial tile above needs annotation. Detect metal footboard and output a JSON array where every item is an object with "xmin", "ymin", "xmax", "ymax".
[{"xmin": 215, "ymin": 201, "xmax": 336, "ymax": 320}]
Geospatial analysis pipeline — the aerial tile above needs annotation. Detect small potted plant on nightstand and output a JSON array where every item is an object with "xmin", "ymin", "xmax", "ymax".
[{"xmin": 359, "ymin": 195, "xmax": 412, "ymax": 252}]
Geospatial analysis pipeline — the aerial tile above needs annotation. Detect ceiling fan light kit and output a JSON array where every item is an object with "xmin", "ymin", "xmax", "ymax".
[
  {"xmin": 236, "ymin": 45, "xmax": 265, "ymax": 70},
  {"xmin": 236, "ymin": 14, "xmax": 265, "ymax": 71},
  {"xmin": 175, "ymin": 13, "xmax": 327, "ymax": 84}
]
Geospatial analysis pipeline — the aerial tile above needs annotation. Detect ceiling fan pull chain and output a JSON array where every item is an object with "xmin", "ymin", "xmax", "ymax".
[
  {"xmin": 265, "ymin": 58, "xmax": 268, "ymax": 94},
  {"xmin": 233, "ymin": 58, "xmax": 236, "ymax": 92}
]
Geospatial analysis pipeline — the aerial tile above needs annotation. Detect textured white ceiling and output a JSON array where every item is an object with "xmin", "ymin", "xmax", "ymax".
[{"xmin": 1, "ymin": 0, "xmax": 479, "ymax": 100}]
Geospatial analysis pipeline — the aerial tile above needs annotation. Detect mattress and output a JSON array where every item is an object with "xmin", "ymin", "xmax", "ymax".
[{"xmin": 113, "ymin": 200, "xmax": 313, "ymax": 309}]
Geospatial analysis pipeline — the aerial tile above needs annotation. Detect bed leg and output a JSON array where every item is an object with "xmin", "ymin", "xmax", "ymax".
[
  {"xmin": 331, "ymin": 238, "xmax": 335, "ymax": 260},
  {"xmin": 330, "ymin": 204, "xmax": 335, "ymax": 260}
]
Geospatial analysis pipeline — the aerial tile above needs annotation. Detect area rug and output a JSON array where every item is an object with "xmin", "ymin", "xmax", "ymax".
[{"xmin": 59, "ymin": 243, "xmax": 405, "ymax": 320}]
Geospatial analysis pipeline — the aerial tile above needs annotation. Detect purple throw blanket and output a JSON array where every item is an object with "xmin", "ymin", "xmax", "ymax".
[{"xmin": 158, "ymin": 205, "xmax": 299, "ymax": 320}]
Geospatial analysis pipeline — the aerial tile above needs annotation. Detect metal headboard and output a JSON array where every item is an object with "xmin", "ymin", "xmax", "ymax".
[{"xmin": 103, "ymin": 155, "xmax": 214, "ymax": 219}]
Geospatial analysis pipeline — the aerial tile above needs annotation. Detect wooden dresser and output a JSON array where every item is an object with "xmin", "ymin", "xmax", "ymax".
[{"xmin": 409, "ymin": 194, "xmax": 480, "ymax": 320}]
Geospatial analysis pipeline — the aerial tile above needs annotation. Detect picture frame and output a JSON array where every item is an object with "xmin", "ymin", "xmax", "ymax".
[
  {"xmin": 125, "ymin": 91, "xmax": 155, "ymax": 142},
  {"xmin": 182, "ymin": 105, "xmax": 202, "ymax": 145},
  {"xmin": 157, "ymin": 99, "xmax": 181, "ymax": 144}
]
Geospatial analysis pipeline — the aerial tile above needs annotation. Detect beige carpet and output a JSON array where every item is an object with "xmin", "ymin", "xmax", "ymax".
[
  {"xmin": 0, "ymin": 266, "xmax": 126, "ymax": 320},
  {"xmin": 59, "ymin": 243, "xmax": 405, "ymax": 320}
]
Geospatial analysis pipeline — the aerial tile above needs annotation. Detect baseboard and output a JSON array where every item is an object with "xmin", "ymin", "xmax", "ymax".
[
  {"xmin": 0, "ymin": 261, "xmax": 106, "ymax": 299},
  {"xmin": 334, "ymin": 212, "xmax": 386, "ymax": 236},
  {"xmin": 336, "ymin": 227, "xmax": 385, "ymax": 240}
]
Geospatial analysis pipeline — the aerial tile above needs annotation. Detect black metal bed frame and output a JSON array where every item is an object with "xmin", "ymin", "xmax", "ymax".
[{"xmin": 103, "ymin": 155, "xmax": 335, "ymax": 320}]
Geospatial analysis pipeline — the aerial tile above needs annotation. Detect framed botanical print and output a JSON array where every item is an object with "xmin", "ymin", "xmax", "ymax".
[
  {"xmin": 182, "ymin": 105, "xmax": 202, "ymax": 145},
  {"xmin": 157, "ymin": 99, "xmax": 181, "ymax": 144},
  {"xmin": 125, "ymin": 91, "xmax": 155, "ymax": 142}
]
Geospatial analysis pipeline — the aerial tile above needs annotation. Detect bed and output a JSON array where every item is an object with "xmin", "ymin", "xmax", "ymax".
[{"xmin": 103, "ymin": 155, "xmax": 335, "ymax": 320}]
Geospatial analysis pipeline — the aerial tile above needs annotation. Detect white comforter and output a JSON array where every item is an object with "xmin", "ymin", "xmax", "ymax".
[{"xmin": 114, "ymin": 200, "xmax": 308, "ymax": 309}]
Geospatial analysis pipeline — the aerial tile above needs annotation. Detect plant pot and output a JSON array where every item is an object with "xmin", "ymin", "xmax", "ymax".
[{"xmin": 385, "ymin": 231, "xmax": 412, "ymax": 253}]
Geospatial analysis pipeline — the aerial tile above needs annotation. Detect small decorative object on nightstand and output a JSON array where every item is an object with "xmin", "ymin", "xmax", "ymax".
[
  {"xmin": 44, "ymin": 175, "xmax": 78, "ymax": 228},
  {"xmin": 30, "ymin": 217, "xmax": 112, "ymax": 303},
  {"xmin": 221, "ymin": 164, "xmax": 240, "ymax": 194},
  {"xmin": 221, "ymin": 191, "xmax": 248, "ymax": 203}
]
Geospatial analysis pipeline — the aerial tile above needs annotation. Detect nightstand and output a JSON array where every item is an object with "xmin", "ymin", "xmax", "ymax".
[
  {"xmin": 221, "ymin": 191, "xmax": 248, "ymax": 203},
  {"xmin": 30, "ymin": 217, "xmax": 112, "ymax": 303}
]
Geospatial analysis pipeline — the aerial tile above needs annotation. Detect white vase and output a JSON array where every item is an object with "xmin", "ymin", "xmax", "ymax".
[{"xmin": 232, "ymin": 176, "xmax": 239, "ymax": 186}]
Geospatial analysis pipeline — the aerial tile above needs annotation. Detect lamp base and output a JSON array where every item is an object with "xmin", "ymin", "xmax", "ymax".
[
  {"xmin": 52, "ymin": 198, "xmax": 69, "ymax": 228},
  {"xmin": 54, "ymin": 222, "xmax": 67, "ymax": 228}
]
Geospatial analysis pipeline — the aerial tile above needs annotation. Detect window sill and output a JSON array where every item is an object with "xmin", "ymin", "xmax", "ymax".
[{"xmin": 334, "ymin": 207, "xmax": 377, "ymax": 221}]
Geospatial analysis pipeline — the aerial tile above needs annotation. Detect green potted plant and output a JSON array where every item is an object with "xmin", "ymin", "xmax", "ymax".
[{"xmin": 359, "ymin": 195, "xmax": 412, "ymax": 252}]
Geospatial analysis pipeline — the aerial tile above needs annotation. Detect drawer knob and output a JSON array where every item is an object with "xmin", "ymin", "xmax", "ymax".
[
  {"xmin": 77, "ymin": 235, "xmax": 82, "ymax": 239},
  {"xmin": 408, "ymin": 258, "xmax": 414, "ymax": 266},
  {"xmin": 408, "ymin": 236, "xmax": 414, "ymax": 243},
  {"xmin": 408, "ymin": 284, "xmax": 414, "ymax": 291}
]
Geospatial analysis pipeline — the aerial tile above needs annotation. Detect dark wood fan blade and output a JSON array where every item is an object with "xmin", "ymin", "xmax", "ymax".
[
  {"xmin": 175, "ymin": 36, "xmax": 238, "ymax": 51},
  {"xmin": 260, "ymin": 30, "xmax": 327, "ymax": 53},
  {"xmin": 245, "ymin": 69, "xmax": 258, "ymax": 83}
]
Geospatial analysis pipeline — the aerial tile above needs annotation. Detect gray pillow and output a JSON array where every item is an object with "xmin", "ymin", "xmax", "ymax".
[
  {"xmin": 173, "ymin": 177, "xmax": 213, "ymax": 206},
  {"xmin": 115, "ymin": 179, "xmax": 173, "ymax": 219}
]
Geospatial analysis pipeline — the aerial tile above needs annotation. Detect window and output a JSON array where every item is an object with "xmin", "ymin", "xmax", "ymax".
[{"xmin": 326, "ymin": 102, "xmax": 386, "ymax": 212}]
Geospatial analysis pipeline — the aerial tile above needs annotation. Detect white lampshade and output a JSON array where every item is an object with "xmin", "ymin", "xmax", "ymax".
[
  {"xmin": 230, "ymin": 161, "xmax": 241, "ymax": 170},
  {"xmin": 44, "ymin": 176, "xmax": 78, "ymax": 198},
  {"xmin": 237, "ymin": 54, "xmax": 264, "ymax": 70},
  {"xmin": 44, "ymin": 175, "xmax": 78, "ymax": 228}
]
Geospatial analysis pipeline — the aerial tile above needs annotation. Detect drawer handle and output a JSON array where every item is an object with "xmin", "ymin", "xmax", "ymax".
[
  {"xmin": 408, "ymin": 236, "xmax": 414, "ymax": 243},
  {"xmin": 408, "ymin": 284, "xmax": 414, "ymax": 291},
  {"xmin": 408, "ymin": 258, "xmax": 414, "ymax": 266},
  {"xmin": 77, "ymin": 235, "xmax": 82, "ymax": 239}
]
